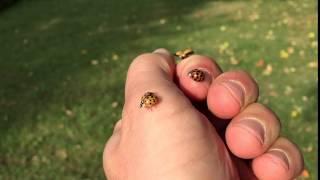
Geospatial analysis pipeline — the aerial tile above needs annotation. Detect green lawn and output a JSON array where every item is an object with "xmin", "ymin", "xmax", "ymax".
[{"xmin": 0, "ymin": 0, "xmax": 317, "ymax": 179}]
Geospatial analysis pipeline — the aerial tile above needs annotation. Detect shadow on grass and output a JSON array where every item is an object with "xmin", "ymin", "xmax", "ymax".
[
  {"xmin": 1, "ymin": 0, "xmax": 236, "ymax": 137},
  {"xmin": 0, "ymin": 0, "xmax": 19, "ymax": 12}
]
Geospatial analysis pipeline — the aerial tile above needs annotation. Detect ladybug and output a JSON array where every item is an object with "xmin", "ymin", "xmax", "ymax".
[
  {"xmin": 140, "ymin": 92, "xmax": 159, "ymax": 108},
  {"xmin": 174, "ymin": 48, "xmax": 194, "ymax": 59},
  {"xmin": 188, "ymin": 69, "xmax": 205, "ymax": 82}
]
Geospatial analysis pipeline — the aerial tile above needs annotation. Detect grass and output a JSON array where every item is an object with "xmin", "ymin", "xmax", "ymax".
[{"xmin": 0, "ymin": 0, "xmax": 317, "ymax": 179}]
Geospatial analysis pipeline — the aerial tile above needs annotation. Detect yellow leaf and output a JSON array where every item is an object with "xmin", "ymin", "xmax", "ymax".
[
  {"xmin": 112, "ymin": 54, "xmax": 119, "ymax": 61},
  {"xmin": 159, "ymin": 18, "xmax": 167, "ymax": 25},
  {"xmin": 262, "ymin": 64, "xmax": 272, "ymax": 76},
  {"xmin": 291, "ymin": 110, "xmax": 298, "ymax": 118},
  {"xmin": 302, "ymin": 96, "xmax": 308, "ymax": 101},
  {"xmin": 230, "ymin": 57, "xmax": 239, "ymax": 65},
  {"xmin": 219, "ymin": 42, "xmax": 230, "ymax": 54},
  {"xmin": 91, "ymin": 60, "xmax": 99, "ymax": 65},
  {"xmin": 308, "ymin": 32, "xmax": 315, "ymax": 39},
  {"xmin": 307, "ymin": 61, "xmax": 318, "ymax": 68},
  {"xmin": 299, "ymin": 50, "xmax": 305, "ymax": 57},
  {"xmin": 311, "ymin": 41, "xmax": 318, "ymax": 48},
  {"xmin": 220, "ymin": 26, "xmax": 227, "ymax": 32},
  {"xmin": 280, "ymin": 50, "xmax": 289, "ymax": 59}
]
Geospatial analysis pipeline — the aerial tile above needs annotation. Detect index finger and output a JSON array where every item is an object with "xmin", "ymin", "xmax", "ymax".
[{"xmin": 123, "ymin": 49, "xmax": 193, "ymax": 122}]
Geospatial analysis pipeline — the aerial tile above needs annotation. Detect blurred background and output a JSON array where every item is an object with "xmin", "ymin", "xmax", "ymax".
[{"xmin": 0, "ymin": 0, "xmax": 317, "ymax": 179}]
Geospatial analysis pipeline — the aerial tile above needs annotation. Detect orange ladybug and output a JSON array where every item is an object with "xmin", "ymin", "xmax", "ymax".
[
  {"xmin": 175, "ymin": 48, "xmax": 194, "ymax": 59},
  {"xmin": 140, "ymin": 92, "xmax": 159, "ymax": 108},
  {"xmin": 188, "ymin": 69, "xmax": 205, "ymax": 82}
]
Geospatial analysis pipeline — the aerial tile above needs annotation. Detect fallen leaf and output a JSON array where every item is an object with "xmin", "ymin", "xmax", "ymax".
[
  {"xmin": 268, "ymin": 83, "xmax": 274, "ymax": 89},
  {"xmin": 262, "ymin": 64, "xmax": 272, "ymax": 76},
  {"xmin": 280, "ymin": 50, "xmax": 289, "ymax": 59},
  {"xmin": 112, "ymin": 54, "xmax": 119, "ymax": 61},
  {"xmin": 55, "ymin": 149, "xmax": 68, "ymax": 160},
  {"xmin": 159, "ymin": 18, "xmax": 167, "ymax": 25},
  {"xmin": 249, "ymin": 12, "xmax": 260, "ymax": 21},
  {"xmin": 282, "ymin": 18, "xmax": 289, "ymax": 25},
  {"xmin": 256, "ymin": 59, "xmax": 265, "ymax": 67},
  {"xmin": 290, "ymin": 41, "xmax": 297, "ymax": 46},
  {"xmin": 291, "ymin": 110, "xmax": 298, "ymax": 118},
  {"xmin": 269, "ymin": 91, "xmax": 278, "ymax": 97},
  {"xmin": 300, "ymin": 169, "xmax": 310, "ymax": 178},
  {"xmin": 284, "ymin": 86, "xmax": 293, "ymax": 95},
  {"xmin": 290, "ymin": 67, "xmax": 296, "ymax": 73},
  {"xmin": 311, "ymin": 41, "xmax": 318, "ymax": 48},
  {"xmin": 308, "ymin": 32, "xmax": 315, "ymax": 39},
  {"xmin": 305, "ymin": 127, "xmax": 312, "ymax": 132},
  {"xmin": 220, "ymin": 26, "xmax": 227, "ymax": 32},
  {"xmin": 265, "ymin": 30, "xmax": 275, "ymax": 40},
  {"xmin": 287, "ymin": 47, "xmax": 294, "ymax": 54},
  {"xmin": 219, "ymin": 42, "xmax": 230, "ymax": 54},
  {"xmin": 283, "ymin": 67, "xmax": 290, "ymax": 74},
  {"xmin": 294, "ymin": 106, "xmax": 302, "ymax": 114},
  {"xmin": 111, "ymin": 101, "xmax": 118, "ymax": 108},
  {"xmin": 299, "ymin": 50, "xmax": 305, "ymax": 57},
  {"xmin": 230, "ymin": 57, "xmax": 239, "ymax": 65},
  {"xmin": 91, "ymin": 60, "xmax": 99, "ymax": 65},
  {"xmin": 302, "ymin": 96, "xmax": 308, "ymax": 101},
  {"xmin": 65, "ymin": 109, "xmax": 74, "ymax": 117},
  {"xmin": 31, "ymin": 155, "xmax": 40, "ymax": 166},
  {"xmin": 307, "ymin": 61, "xmax": 318, "ymax": 68},
  {"xmin": 305, "ymin": 145, "xmax": 313, "ymax": 152}
]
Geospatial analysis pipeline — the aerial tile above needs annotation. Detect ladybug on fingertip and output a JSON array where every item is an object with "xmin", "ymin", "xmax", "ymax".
[{"xmin": 188, "ymin": 69, "xmax": 205, "ymax": 82}]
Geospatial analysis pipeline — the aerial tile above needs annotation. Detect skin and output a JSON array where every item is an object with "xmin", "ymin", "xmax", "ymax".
[{"xmin": 103, "ymin": 48, "xmax": 304, "ymax": 180}]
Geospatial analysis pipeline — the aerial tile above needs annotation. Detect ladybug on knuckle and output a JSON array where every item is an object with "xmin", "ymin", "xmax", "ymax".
[{"xmin": 140, "ymin": 92, "xmax": 159, "ymax": 108}]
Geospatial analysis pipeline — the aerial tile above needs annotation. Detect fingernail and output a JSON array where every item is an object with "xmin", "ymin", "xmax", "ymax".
[
  {"xmin": 220, "ymin": 80, "xmax": 245, "ymax": 107},
  {"xmin": 268, "ymin": 149, "xmax": 290, "ymax": 170},
  {"xmin": 188, "ymin": 69, "xmax": 205, "ymax": 82},
  {"xmin": 234, "ymin": 119, "xmax": 265, "ymax": 145},
  {"xmin": 153, "ymin": 48, "xmax": 171, "ymax": 56}
]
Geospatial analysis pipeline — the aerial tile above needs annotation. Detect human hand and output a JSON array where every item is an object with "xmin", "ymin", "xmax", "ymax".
[{"xmin": 103, "ymin": 48, "xmax": 304, "ymax": 180}]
